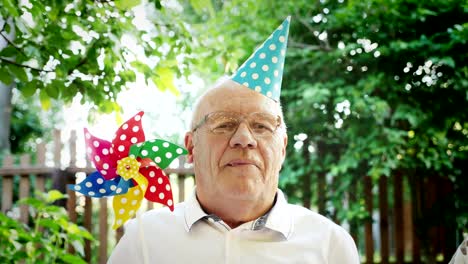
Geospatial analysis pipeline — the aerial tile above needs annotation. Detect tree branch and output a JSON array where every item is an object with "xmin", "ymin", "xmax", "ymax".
[
  {"xmin": 289, "ymin": 41, "xmax": 323, "ymax": 51},
  {"xmin": 67, "ymin": 40, "xmax": 100, "ymax": 75},
  {"xmin": 0, "ymin": 19, "xmax": 28, "ymax": 58},
  {"xmin": 295, "ymin": 14, "xmax": 332, "ymax": 51},
  {"xmin": 0, "ymin": 57, "xmax": 54, "ymax": 73},
  {"xmin": 290, "ymin": 41, "xmax": 332, "ymax": 52}
]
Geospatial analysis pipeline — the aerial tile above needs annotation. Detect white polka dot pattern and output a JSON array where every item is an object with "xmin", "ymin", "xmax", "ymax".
[
  {"xmin": 139, "ymin": 165, "xmax": 174, "ymax": 211},
  {"xmin": 67, "ymin": 171, "xmax": 134, "ymax": 198},
  {"xmin": 112, "ymin": 185, "xmax": 144, "ymax": 229},
  {"xmin": 111, "ymin": 112, "xmax": 145, "ymax": 160},
  {"xmin": 83, "ymin": 128, "xmax": 117, "ymax": 180},
  {"xmin": 230, "ymin": 16, "xmax": 290, "ymax": 102},
  {"xmin": 127, "ymin": 139, "xmax": 188, "ymax": 170}
]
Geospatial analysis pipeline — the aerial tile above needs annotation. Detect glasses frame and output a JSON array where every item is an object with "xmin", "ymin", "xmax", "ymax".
[{"xmin": 191, "ymin": 111, "xmax": 282, "ymax": 137}]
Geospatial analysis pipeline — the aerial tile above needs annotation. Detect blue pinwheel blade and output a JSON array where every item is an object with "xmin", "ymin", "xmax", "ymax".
[{"xmin": 68, "ymin": 171, "xmax": 133, "ymax": 197}]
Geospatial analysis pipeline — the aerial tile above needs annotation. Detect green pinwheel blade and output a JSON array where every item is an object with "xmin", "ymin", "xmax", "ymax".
[{"xmin": 129, "ymin": 139, "xmax": 188, "ymax": 169}]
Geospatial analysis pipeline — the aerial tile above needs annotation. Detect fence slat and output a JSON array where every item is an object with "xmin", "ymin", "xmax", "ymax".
[
  {"xmin": 394, "ymin": 172, "xmax": 404, "ymax": 264},
  {"xmin": 412, "ymin": 175, "xmax": 422, "ymax": 263},
  {"xmin": 67, "ymin": 175, "xmax": 77, "ymax": 255},
  {"xmin": 19, "ymin": 155, "xmax": 31, "ymax": 224},
  {"xmin": 37, "ymin": 142, "xmax": 46, "ymax": 166},
  {"xmin": 53, "ymin": 129, "xmax": 62, "ymax": 168},
  {"xmin": 379, "ymin": 176, "xmax": 389, "ymax": 264},
  {"xmin": 99, "ymin": 198, "xmax": 108, "ymax": 264},
  {"xmin": 69, "ymin": 130, "xmax": 77, "ymax": 168},
  {"xmin": 1, "ymin": 155, "xmax": 14, "ymax": 213},
  {"xmin": 364, "ymin": 176, "xmax": 374, "ymax": 264},
  {"xmin": 84, "ymin": 196, "xmax": 93, "ymax": 262}
]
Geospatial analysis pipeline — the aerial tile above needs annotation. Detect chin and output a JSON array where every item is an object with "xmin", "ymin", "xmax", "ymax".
[{"xmin": 220, "ymin": 181, "xmax": 262, "ymax": 201}]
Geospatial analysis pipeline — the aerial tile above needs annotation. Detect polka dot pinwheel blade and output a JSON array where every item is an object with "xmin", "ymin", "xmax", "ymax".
[
  {"xmin": 68, "ymin": 172, "xmax": 132, "ymax": 197},
  {"xmin": 129, "ymin": 139, "xmax": 188, "ymax": 169},
  {"xmin": 84, "ymin": 128, "xmax": 118, "ymax": 180},
  {"xmin": 112, "ymin": 185, "xmax": 144, "ymax": 229},
  {"xmin": 112, "ymin": 111, "xmax": 146, "ymax": 160},
  {"xmin": 230, "ymin": 16, "xmax": 290, "ymax": 101},
  {"xmin": 140, "ymin": 166, "xmax": 174, "ymax": 211}
]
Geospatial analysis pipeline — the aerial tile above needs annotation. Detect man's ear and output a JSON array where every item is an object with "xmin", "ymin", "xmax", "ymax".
[
  {"xmin": 281, "ymin": 133, "xmax": 288, "ymax": 164},
  {"xmin": 184, "ymin": 132, "xmax": 194, "ymax": 163}
]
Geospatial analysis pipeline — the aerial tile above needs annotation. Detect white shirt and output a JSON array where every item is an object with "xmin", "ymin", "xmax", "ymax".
[
  {"xmin": 449, "ymin": 238, "xmax": 467, "ymax": 264},
  {"xmin": 108, "ymin": 189, "xmax": 360, "ymax": 264}
]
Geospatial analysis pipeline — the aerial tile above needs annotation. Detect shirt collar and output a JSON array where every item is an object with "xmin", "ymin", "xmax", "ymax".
[
  {"xmin": 183, "ymin": 189, "xmax": 208, "ymax": 232},
  {"xmin": 183, "ymin": 188, "xmax": 293, "ymax": 239},
  {"xmin": 263, "ymin": 189, "xmax": 293, "ymax": 239}
]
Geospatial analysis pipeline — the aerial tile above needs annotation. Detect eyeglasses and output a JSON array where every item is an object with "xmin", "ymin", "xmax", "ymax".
[{"xmin": 192, "ymin": 111, "xmax": 282, "ymax": 137}]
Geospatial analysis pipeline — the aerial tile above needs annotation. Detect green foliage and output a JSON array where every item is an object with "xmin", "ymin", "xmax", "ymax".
[
  {"xmin": 0, "ymin": 190, "xmax": 94, "ymax": 263},
  {"xmin": 0, "ymin": 0, "xmax": 198, "ymax": 113},
  {"xmin": 189, "ymin": 1, "xmax": 468, "ymax": 254},
  {"xmin": 9, "ymin": 103, "xmax": 44, "ymax": 154}
]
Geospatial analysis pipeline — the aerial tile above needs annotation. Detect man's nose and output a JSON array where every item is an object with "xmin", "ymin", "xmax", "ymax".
[{"xmin": 229, "ymin": 122, "xmax": 258, "ymax": 149}]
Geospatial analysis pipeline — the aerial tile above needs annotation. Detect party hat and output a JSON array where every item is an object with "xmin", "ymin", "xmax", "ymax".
[{"xmin": 231, "ymin": 16, "xmax": 290, "ymax": 101}]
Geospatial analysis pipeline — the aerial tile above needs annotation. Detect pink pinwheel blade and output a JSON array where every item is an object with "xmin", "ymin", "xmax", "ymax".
[
  {"xmin": 112, "ymin": 111, "xmax": 146, "ymax": 160},
  {"xmin": 84, "ymin": 128, "xmax": 118, "ymax": 180}
]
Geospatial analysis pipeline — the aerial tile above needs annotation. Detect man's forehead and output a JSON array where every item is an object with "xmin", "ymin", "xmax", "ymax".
[{"xmin": 199, "ymin": 80, "xmax": 280, "ymax": 115}]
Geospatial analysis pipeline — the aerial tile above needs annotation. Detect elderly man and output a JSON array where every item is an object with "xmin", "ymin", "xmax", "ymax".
[{"xmin": 108, "ymin": 17, "xmax": 360, "ymax": 263}]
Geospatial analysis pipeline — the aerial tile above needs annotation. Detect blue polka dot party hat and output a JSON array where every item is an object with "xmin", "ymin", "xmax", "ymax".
[{"xmin": 231, "ymin": 16, "xmax": 290, "ymax": 102}]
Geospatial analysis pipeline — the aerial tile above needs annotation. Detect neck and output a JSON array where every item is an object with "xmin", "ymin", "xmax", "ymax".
[{"xmin": 196, "ymin": 192, "xmax": 276, "ymax": 229}]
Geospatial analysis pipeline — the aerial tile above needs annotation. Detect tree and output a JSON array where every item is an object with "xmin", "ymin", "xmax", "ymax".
[{"xmin": 0, "ymin": 0, "xmax": 199, "ymax": 153}]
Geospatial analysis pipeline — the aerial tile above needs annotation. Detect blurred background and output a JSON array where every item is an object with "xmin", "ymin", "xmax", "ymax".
[{"xmin": 0, "ymin": 0, "xmax": 467, "ymax": 263}]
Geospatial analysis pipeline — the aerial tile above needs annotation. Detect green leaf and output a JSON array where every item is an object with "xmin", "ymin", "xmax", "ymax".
[
  {"xmin": 18, "ymin": 197, "xmax": 43, "ymax": 209},
  {"xmin": 39, "ymin": 89, "xmax": 51, "ymax": 110},
  {"xmin": 23, "ymin": 45, "xmax": 41, "ymax": 58},
  {"xmin": 21, "ymin": 80, "xmax": 38, "ymax": 97},
  {"xmin": 0, "ymin": 45, "xmax": 17, "ymax": 57},
  {"xmin": 153, "ymin": 67, "xmax": 179, "ymax": 96},
  {"xmin": 115, "ymin": 0, "xmax": 142, "ymax": 9},
  {"xmin": 45, "ymin": 80, "xmax": 64, "ymax": 99},
  {"xmin": 0, "ymin": 67, "xmax": 13, "ymax": 85},
  {"xmin": 3, "ymin": 0, "xmax": 20, "ymax": 17},
  {"xmin": 120, "ymin": 70, "xmax": 136, "ymax": 82},
  {"xmin": 70, "ymin": 240, "xmax": 85, "ymax": 257},
  {"xmin": 59, "ymin": 253, "xmax": 87, "ymax": 264},
  {"xmin": 130, "ymin": 61, "xmax": 152, "ymax": 76},
  {"xmin": 37, "ymin": 218, "xmax": 61, "ymax": 232},
  {"xmin": 190, "ymin": 0, "xmax": 215, "ymax": 18},
  {"xmin": 154, "ymin": 0, "xmax": 162, "ymax": 9},
  {"xmin": 46, "ymin": 190, "xmax": 67, "ymax": 203},
  {"xmin": 9, "ymin": 65, "xmax": 28, "ymax": 82}
]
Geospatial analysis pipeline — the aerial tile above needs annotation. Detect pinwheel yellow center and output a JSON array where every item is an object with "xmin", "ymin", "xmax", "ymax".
[{"xmin": 117, "ymin": 157, "xmax": 140, "ymax": 180}]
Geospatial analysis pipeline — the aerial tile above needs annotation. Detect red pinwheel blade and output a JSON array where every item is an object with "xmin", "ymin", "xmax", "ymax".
[
  {"xmin": 112, "ymin": 111, "xmax": 146, "ymax": 160},
  {"xmin": 140, "ymin": 166, "xmax": 174, "ymax": 211},
  {"xmin": 84, "ymin": 128, "xmax": 118, "ymax": 180}
]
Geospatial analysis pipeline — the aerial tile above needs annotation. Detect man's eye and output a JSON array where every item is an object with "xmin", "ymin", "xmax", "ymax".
[
  {"xmin": 251, "ymin": 122, "xmax": 274, "ymax": 133},
  {"xmin": 212, "ymin": 122, "xmax": 237, "ymax": 131}
]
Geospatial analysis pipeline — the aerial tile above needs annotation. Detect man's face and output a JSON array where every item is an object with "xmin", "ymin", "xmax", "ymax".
[{"xmin": 185, "ymin": 80, "xmax": 287, "ymax": 204}]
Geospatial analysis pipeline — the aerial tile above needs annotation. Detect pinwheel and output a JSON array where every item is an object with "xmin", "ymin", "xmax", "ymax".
[{"xmin": 68, "ymin": 111, "xmax": 187, "ymax": 229}]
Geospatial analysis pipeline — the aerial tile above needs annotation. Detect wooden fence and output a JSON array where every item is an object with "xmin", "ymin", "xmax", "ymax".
[{"xmin": 0, "ymin": 129, "xmax": 460, "ymax": 263}]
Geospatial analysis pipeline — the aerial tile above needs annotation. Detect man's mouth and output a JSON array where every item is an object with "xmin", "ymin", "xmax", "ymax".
[{"xmin": 226, "ymin": 159, "xmax": 257, "ymax": 167}]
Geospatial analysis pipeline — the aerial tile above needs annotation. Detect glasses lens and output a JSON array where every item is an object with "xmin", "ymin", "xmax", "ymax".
[
  {"xmin": 248, "ymin": 113, "xmax": 278, "ymax": 135},
  {"xmin": 206, "ymin": 112, "xmax": 240, "ymax": 134},
  {"xmin": 206, "ymin": 112, "xmax": 279, "ymax": 136}
]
